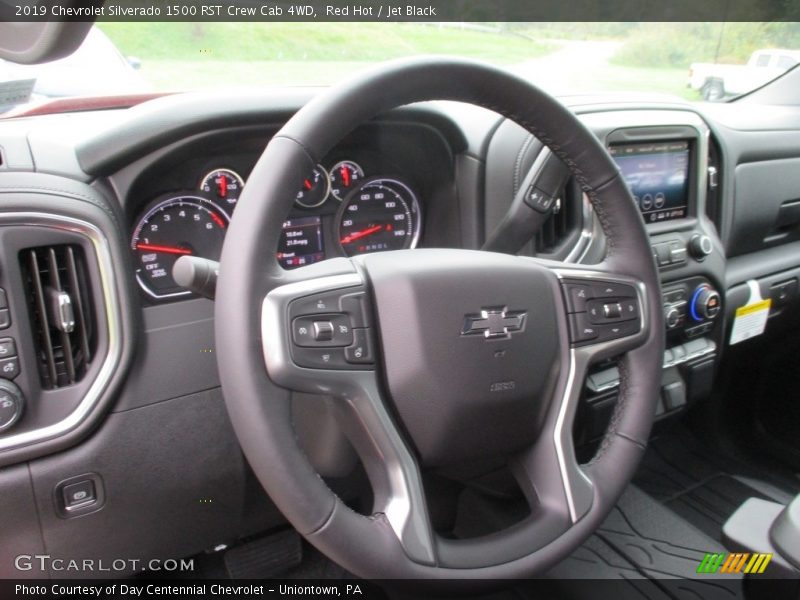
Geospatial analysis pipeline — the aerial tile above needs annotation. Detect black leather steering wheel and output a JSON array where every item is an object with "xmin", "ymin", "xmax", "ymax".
[{"xmin": 215, "ymin": 57, "xmax": 664, "ymax": 582}]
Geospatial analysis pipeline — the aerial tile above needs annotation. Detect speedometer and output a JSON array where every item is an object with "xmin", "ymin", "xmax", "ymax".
[
  {"xmin": 131, "ymin": 194, "xmax": 229, "ymax": 299},
  {"xmin": 336, "ymin": 178, "xmax": 421, "ymax": 257}
]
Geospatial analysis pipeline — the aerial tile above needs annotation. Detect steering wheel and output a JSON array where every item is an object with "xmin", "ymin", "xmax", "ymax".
[{"xmin": 215, "ymin": 58, "xmax": 663, "ymax": 581}]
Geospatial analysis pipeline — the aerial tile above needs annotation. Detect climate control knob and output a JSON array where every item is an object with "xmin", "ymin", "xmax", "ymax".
[
  {"xmin": 690, "ymin": 284, "xmax": 721, "ymax": 321},
  {"xmin": 664, "ymin": 306, "xmax": 681, "ymax": 329},
  {"xmin": 0, "ymin": 380, "xmax": 24, "ymax": 433}
]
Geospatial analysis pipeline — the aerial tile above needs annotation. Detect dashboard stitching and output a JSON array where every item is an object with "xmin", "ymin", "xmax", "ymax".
[
  {"xmin": 513, "ymin": 134, "xmax": 535, "ymax": 194},
  {"xmin": 0, "ymin": 185, "xmax": 121, "ymax": 230}
]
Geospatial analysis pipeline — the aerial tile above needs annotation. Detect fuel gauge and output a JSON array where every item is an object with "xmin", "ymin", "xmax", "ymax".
[{"xmin": 295, "ymin": 164, "xmax": 331, "ymax": 209}]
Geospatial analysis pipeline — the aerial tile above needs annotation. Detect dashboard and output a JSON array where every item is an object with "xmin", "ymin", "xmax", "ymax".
[
  {"xmin": 0, "ymin": 77, "xmax": 799, "ymax": 578},
  {"xmin": 121, "ymin": 120, "xmax": 458, "ymax": 301}
]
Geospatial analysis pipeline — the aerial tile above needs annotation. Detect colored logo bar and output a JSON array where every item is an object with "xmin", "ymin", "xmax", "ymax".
[{"xmin": 697, "ymin": 552, "xmax": 772, "ymax": 574}]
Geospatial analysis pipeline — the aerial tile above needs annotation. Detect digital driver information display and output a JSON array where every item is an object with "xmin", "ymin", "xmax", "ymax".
[
  {"xmin": 277, "ymin": 215, "xmax": 325, "ymax": 269},
  {"xmin": 610, "ymin": 140, "xmax": 690, "ymax": 223}
]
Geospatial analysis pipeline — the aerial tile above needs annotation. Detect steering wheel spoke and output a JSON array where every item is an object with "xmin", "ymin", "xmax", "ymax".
[
  {"xmin": 510, "ymin": 262, "xmax": 650, "ymax": 529},
  {"xmin": 261, "ymin": 265, "xmax": 437, "ymax": 565}
]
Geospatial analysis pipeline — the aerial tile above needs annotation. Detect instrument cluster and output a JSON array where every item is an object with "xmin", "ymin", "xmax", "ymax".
[{"xmin": 130, "ymin": 159, "xmax": 422, "ymax": 300}]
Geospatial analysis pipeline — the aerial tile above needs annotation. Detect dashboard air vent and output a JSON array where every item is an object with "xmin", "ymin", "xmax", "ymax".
[{"xmin": 20, "ymin": 245, "xmax": 95, "ymax": 389}]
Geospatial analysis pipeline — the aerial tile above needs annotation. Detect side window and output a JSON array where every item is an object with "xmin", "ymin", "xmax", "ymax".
[
  {"xmin": 755, "ymin": 53, "xmax": 771, "ymax": 67},
  {"xmin": 777, "ymin": 55, "xmax": 797, "ymax": 70}
]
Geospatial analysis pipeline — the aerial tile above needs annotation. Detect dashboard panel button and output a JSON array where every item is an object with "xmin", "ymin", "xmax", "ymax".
[
  {"xmin": 0, "ymin": 338, "xmax": 16, "ymax": 359},
  {"xmin": 0, "ymin": 357, "xmax": 19, "ymax": 380}
]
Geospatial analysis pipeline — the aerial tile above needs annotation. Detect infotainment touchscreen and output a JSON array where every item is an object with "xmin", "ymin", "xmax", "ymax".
[{"xmin": 609, "ymin": 141, "xmax": 690, "ymax": 223}]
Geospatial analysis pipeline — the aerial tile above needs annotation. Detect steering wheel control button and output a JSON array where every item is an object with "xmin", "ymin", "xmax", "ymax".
[
  {"xmin": 591, "ymin": 281, "xmax": 636, "ymax": 299},
  {"xmin": 312, "ymin": 321, "xmax": 334, "ymax": 342},
  {"xmin": 290, "ymin": 292, "xmax": 347, "ymax": 317},
  {"xmin": 596, "ymin": 319, "xmax": 641, "ymax": 342},
  {"xmin": 292, "ymin": 347, "xmax": 349, "ymax": 370},
  {"xmin": 524, "ymin": 186, "xmax": 555, "ymax": 213},
  {"xmin": 603, "ymin": 303, "xmax": 622, "ymax": 319},
  {"xmin": 619, "ymin": 299, "xmax": 639, "ymax": 320},
  {"xmin": 569, "ymin": 313, "xmax": 599, "ymax": 343},
  {"xmin": 345, "ymin": 329, "xmax": 374, "ymax": 364},
  {"xmin": 563, "ymin": 282, "xmax": 592, "ymax": 312},
  {"xmin": 0, "ymin": 380, "xmax": 24, "ymax": 432},
  {"xmin": 292, "ymin": 314, "xmax": 353, "ymax": 347},
  {"xmin": 563, "ymin": 278, "xmax": 641, "ymax": 345},
  {"xmin": 340, "ymin": 292, "xmax": 371, "ymax": 327}
]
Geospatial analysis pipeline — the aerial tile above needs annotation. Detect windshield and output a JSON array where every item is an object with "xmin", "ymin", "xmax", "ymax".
[{"xmin": 1, "ymin": 21, "xmax": 798, "ymax": 112}]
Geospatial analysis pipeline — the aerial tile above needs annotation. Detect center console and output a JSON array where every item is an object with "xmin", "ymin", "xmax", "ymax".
[{"xmin": 574, "ymin": 111, "xmax": 726, "ymax": 451}]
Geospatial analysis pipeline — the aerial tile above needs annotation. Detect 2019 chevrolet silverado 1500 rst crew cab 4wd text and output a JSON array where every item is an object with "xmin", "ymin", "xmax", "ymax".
[{"xmin": 0, "ymin": 12, "xmax": 798, "ymax": 600}]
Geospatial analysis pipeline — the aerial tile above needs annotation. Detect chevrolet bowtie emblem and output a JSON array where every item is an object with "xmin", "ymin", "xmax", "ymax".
[{"xmin": 462, "ymin": 308, "xmax": 527, "ymax": 340}]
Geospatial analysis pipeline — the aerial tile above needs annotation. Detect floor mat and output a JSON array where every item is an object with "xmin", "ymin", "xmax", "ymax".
[
  {"xmin": 634, "ymin": 425, "xmax": 800, "ymax": 542},
  {"xmin": 545, "ymin": 486, "xmax": 745, "ymax": 600}
]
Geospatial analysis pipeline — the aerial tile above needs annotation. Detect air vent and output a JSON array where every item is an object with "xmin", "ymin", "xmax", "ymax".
[
  {"xmin": 534, "ymin": 178, "xmax": 580, "ymax": 255},
  {"xmin": 20, "ymin": 245, "xmax": 95, "ymax": 389}
]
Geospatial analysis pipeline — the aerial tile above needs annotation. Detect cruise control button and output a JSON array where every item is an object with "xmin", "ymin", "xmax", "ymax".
[
  {"xmin": 292, "ymin": 347, "xmax": 349, "ymax": 370},
  {"xmin": 563, "ymin": 283, "xmax": 593, "ymax": 312},
  {"xmin": 345, "ymin": 329, "xmax": 374, "ymax": 364},
  {"xmin": 568, "ymin": 313, "xmax": 599, "ymax": 343},
  {"xmin": 591, "ymin": 281, "xmax": 636, "ymax": 299},
  {"xmin": 0, "ymin": 357, "xmax": 19, "ymax": 379}
]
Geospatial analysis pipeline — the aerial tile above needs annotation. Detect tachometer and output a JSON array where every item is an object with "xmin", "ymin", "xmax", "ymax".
[
  {"xmin": 199, "ymin": 168, "xmax": 244, "ymax": 211},
  {"xmin": 336, "ymin": 178, "xmax": 421, "ymax": 257},
  {"xmin": 131, "ymin": 194, "xmax": 229, "ymax": 299}
]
